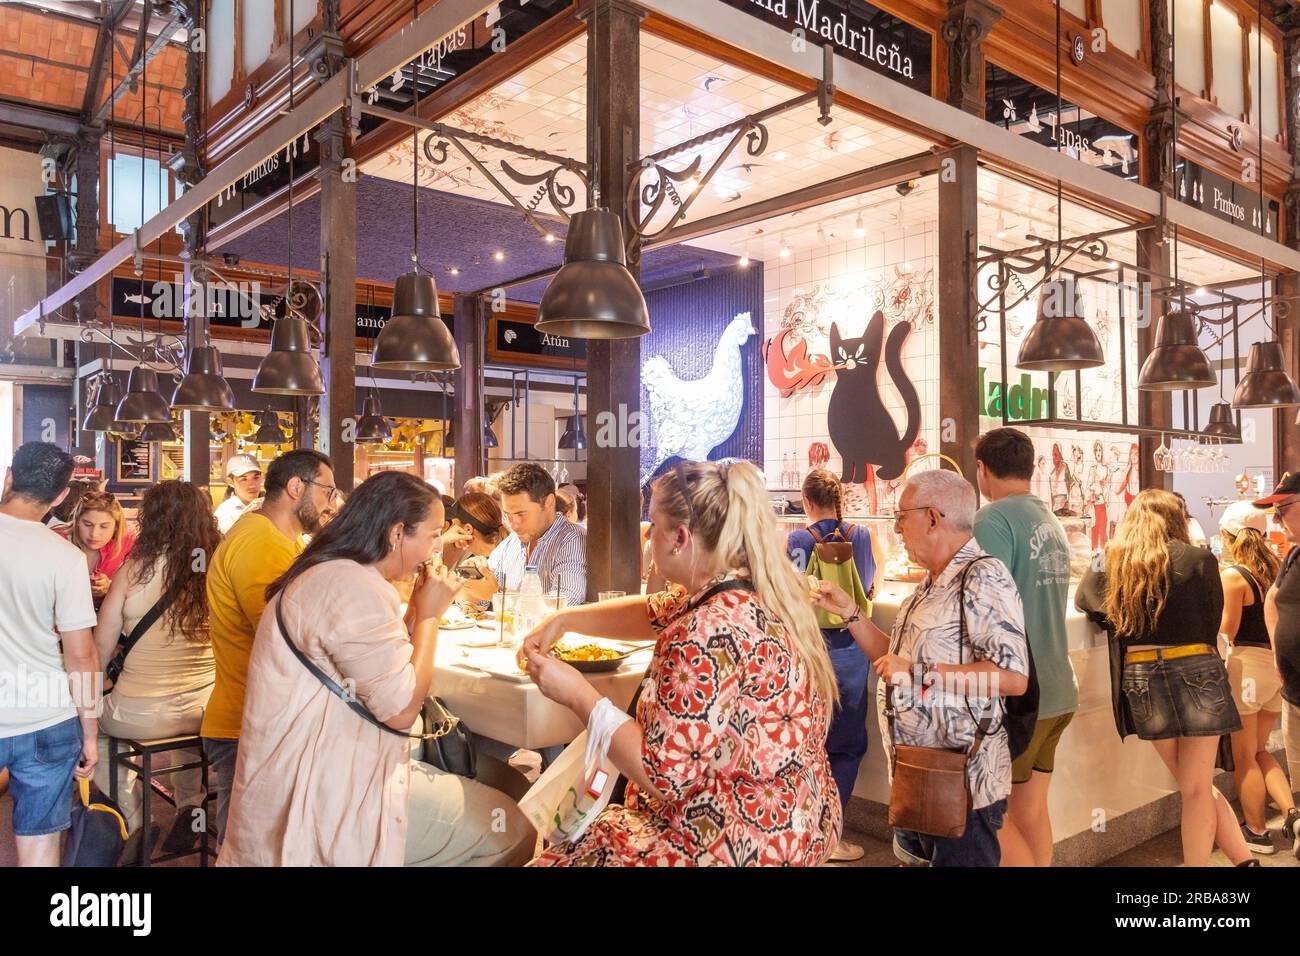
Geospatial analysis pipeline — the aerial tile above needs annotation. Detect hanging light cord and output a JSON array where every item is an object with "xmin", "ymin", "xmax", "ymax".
[
  {"xmin": 1256, "ymin": 0, "xmax": 1270, "ymax": 334},
  {"xmin": 139, "ymin": 20, "xmax": 148, "ymax": 351},
  {"xmin": 287, "ymin": 1, "xmax": 295, "ymax": 291},
  {"xmin": 1054, "ymin": 0, "xmax": 1062, "ymax": 249},
  {"xmin": 411, "ymin": 0, "xmax": 421, "ymax": 271}
]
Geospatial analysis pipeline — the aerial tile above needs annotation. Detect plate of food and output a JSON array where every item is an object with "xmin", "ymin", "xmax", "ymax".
[{"xmin": 550, "ymin": 642, "xmax": 633, "ymax": 673}]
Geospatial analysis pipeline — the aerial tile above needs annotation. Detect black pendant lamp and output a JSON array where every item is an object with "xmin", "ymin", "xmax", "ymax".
[
  {"xmin": 1137, "ymin": 310, "xmax": 1215, "ymax": 390},
  {"xmin": 536, "ymin": 209, "xmax": 651, "ymax": 339},
  {"xmin": 253, "ymin": 409, "xmax": 289, "ymax": 445},
  {"xmin": 171, "ymin": 345, "xmax": 236, "ymax": 410},
  {"xmin": 1015, "ymin": 281, "xmax": 1105, "ymax": 371},
  {"xmin": 1233, "ymin": 341, "xmax": 1300, "ymax": 408},
  {"xmin": 140, "ymin": 421, "xmax": 176, "ymax": 443},
  {"xmin": 558, "ymin": 415, "xmax": 587, "ymax": 450},
  {"xmin": 115, "ymin": 366, "xmax": 173, "ymax": 423},
  {"xmin": 355, "ymin": 394, "xmax": 391, "ymax": 444},
  {"xmin": 1203, "ymin": 402, "xmax": 1240, "ymax": 439},
  {"xmin": 253, "ymin": 312, "xmax": 325, "ymax": 395},
  {"xmin": 82, "ymin": 377, "xmax": 122, "ymax": 431},
  {"xmin": 483, "ymin": 411, "xmax": 499, "ymax": 449},
  {"xmin": 372, "ymin": 272, "xmax": 459, "ymax": 371}
]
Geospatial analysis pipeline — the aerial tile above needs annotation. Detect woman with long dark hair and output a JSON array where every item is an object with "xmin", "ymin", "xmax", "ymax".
[
  {"xmin": 218, "ymin": 471, "xmax": 534, "ymax": 867},
  {"xmin": 92, "ymin": 480, "xmax": 220, "ymax": 855}
]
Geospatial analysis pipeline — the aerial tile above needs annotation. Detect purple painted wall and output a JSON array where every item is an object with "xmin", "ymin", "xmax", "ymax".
[{"xmin": 639, "ymin": 264, "xmax": 765, "ymax": 485}]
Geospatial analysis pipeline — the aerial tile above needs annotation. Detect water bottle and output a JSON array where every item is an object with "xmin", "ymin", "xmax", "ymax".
[{"xmin": 517, "ymin": 565, "xmax": 544, "ymax": 642}]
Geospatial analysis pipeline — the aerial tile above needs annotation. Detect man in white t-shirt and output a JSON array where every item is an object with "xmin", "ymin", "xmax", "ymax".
[
  {"xmin": 214, "ymin": 454, "xmax": 263, "ymax": 534},
  {"xmin": 0, "ymin": 442, "xmax": 101, "ymax": 866}
]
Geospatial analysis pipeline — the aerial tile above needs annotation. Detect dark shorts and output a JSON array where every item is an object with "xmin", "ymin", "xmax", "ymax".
[
  {"xmin": 892, "ymin": 798, "xmax": 1007, "ymax": 867},
  {"xmin": 0, "ymin": 716, "xmax": 82, "ymax": 836},
  {"xmin": 1122, "ymin": 653, "xmax": 1242, "ymax": 740},
  {"xmin": 1011, "ymin": 712, "xmax": 1075, "ymax": 784}
]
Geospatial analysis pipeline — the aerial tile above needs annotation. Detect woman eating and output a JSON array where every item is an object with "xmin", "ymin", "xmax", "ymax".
[
  {"xmin": 441, "ymin": 491, "xmax": 506, "ymax": 606},
  {"xmin": 217, "ymin": 470, "xmax": 534, "ymax": 867},
  {"xmin": 65, "ymin": 490, "xmax": 135, "ymax": 603},
  {"xmin": 519, "ymin": 458, "xmax": 841, "ymax": 866}
]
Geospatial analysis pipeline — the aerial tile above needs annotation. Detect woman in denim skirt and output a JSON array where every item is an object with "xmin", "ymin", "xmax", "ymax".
[{"xmin": 1078, "ymin": 490, "xmax": 1250, "ymax": 867}]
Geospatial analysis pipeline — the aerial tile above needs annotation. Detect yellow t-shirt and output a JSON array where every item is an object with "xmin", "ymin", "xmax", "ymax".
[{"xmin": 201, "ymin": 512, "xmax": 303, "ymax": 740}]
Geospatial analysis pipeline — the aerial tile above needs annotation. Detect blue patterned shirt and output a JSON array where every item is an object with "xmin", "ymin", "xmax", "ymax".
[{"xmin": 488, "ymin": 517, "xmax": 587, "ymax": 606}]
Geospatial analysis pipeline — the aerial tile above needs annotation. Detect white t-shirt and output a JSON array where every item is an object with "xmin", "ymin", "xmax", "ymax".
[
  {"xmin": 214, "ymin": 495, "xmax": 247, "ymax": 534},
  {"xmin": 0, "ymin": 511, "xmax": 98, "ymax": 738}
]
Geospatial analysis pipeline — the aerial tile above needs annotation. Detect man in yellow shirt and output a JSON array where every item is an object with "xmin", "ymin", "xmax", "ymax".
[{"xmin": 202, "ymin": 448, "xmax": 336, "ymax": 842}]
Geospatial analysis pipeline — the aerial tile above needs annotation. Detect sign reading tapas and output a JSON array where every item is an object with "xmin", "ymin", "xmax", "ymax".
[
  {"xmin": 727, "ymin": 0, "xmax": 932, "ymax": 95},
  {"xmin": 985, "ymin": 65, "xmax": 1136, "ymax": 180}
]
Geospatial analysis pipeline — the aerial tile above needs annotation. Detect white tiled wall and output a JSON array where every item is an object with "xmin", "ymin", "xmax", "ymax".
[{"xmin": 762, "ymin": 218, "xmax": 941, "ymax": 512}]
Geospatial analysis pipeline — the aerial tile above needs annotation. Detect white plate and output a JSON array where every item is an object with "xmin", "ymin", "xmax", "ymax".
[{"xmin": 439, "ymin": 620, "xmax": 476, "ymax": 631}]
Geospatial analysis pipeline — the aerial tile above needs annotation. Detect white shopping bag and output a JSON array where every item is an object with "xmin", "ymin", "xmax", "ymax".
[{"xmin": 517, "ymin": 731, "xmax": 618, "ymax": 846}]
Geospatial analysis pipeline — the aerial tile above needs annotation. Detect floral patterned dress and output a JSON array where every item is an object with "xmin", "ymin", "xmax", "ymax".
[{"xmin": 531, "ymin": 578, "xmax": 841, "ymax": 866}]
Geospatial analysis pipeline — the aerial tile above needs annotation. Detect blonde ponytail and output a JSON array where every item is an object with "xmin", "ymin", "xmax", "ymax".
[{"xmin": 654, "ymin": 460, "xmax": 838, "ymax": 705}]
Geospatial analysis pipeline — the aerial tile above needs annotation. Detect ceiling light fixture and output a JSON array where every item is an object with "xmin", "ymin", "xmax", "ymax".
[{"xmin": 854, "ymin": 210, "xmax": 865, "ymax": 238}]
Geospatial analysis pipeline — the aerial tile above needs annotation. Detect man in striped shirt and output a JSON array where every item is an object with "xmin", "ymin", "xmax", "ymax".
[{"xmin": 488, "ymin": 463, "xmax": 587, "ymax": 606}]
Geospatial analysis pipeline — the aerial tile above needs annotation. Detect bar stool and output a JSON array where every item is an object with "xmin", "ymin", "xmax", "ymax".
[{"xmin": 108, "ymin": 734, "xmax": 211, "ymax": 867}]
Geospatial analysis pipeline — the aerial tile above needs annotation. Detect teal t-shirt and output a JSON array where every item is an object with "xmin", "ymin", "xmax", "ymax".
[{"xmin": 973, "ymin": 493, "xmax": 1079, "ymax": 719}]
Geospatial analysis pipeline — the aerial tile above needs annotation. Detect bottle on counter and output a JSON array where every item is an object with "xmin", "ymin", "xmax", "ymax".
[{"xmin": 517, "ymin": 565, "xmax": 544, "ymax": 638}]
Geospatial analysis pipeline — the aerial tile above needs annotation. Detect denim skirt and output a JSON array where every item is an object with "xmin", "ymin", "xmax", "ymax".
[{"xmin": 1121, "ymin": 652, "xmax": 1243, "ymax": 740}]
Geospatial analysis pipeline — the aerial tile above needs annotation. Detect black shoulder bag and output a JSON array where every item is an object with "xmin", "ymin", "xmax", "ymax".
[
  {"xmin": 274, "ymin": 591, "xmax": 477, "ymax": 778},
  {"xmin": 105, "ymin": 593, "xmax": 175, "ymax": 685}
]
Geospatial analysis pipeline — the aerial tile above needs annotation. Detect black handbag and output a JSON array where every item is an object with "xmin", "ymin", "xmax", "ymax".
[
  {"xmin": 274, "ymin": 592, "xmax": 477, "ymax": 778},
  {"xmin": 106, "ymin": 593, "xmax": 174, "ymax": 685}
]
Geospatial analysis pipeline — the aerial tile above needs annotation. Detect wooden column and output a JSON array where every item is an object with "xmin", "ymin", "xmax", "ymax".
[
  {"xmin": 453, "ymin": 293, "xmax": 487, "ymax": 493},
  {"xmin": 583, "ymin": 0, "xmax": 643, "ymax": 600},
  {"xmin": 316, "ymin": 112, "xmax": 356, "ymax": 490},
  {"xmin": 1277, "ymin": 273, "xmax": 1300, "ymax": 479},
  {"xmin": 940, "ymin": 0, "xmax": 1003, "ymax": 114},
  {"xmin": 936, "ymin": 145, "xmax": 980, "ymax": 480},
  {"xmin": 1276, "ymin": 18, "xmax": 1300, "ymax": 480}
]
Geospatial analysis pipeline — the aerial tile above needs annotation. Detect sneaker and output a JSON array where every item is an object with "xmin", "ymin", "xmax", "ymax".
[
  {"xmin": 1285, "ymin": 809, "xmax": 1300, "ymax": 860},
  {"xmin": 830, "ymin": 839, "xmax": 866, "ymax": 863},
  {"xmin": 1237, "ymin": 858, "xmax": 1261, "ymax": 867},
  {"xmin": 1241, "ymin": 823, "xmax": 1276, "ymax": 855},
  {"xmin": 160, "ymin": 806, "xmax": 203, "ymax": 855}
]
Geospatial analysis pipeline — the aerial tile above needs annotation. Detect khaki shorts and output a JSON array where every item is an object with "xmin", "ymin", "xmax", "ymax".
[
  {"xmin": 1226, "ymin": 645, "xmax": 1285, "ymax": 716},
  {"xmin": 1011, "ymin": 712, "xmax": 1075, "ymax": 785}
]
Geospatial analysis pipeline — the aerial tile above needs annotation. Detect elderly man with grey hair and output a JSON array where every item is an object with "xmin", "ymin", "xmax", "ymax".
[{"xmin": 813, "ymin": 469, "xmax": 1029, "ymax": 866}]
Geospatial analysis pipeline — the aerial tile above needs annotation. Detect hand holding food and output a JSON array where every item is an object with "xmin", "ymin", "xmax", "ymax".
[
  {"xmin": 516, "ymin": 611, "xmax": 569, "ymax": 669},
  {"xmin": 412, "ymin": 561, "xmax": 463, "ymax": 622},
  {"xmin": 90, "ymin": 572, "xmax": 111, "ymax": 598}
]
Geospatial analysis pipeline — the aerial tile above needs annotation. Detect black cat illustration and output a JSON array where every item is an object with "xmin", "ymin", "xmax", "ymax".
[{"xmin": 827, "ymin": 312, "xmax": 922, "ymax": 483}]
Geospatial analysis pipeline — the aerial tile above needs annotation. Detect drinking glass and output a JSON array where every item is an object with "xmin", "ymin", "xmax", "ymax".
[{"xmin": 598, "ymin": 590, "xmax": 627, "ymax": 602}]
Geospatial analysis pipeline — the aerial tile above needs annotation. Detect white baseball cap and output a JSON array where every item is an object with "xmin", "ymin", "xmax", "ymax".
[
  {"xmin": 226, "ymin": 454, "xmax": 261, "ymax": 478},
  {"xmin": 1219, "ymin": 500, "xmax": 1268, "ymax": 536}
]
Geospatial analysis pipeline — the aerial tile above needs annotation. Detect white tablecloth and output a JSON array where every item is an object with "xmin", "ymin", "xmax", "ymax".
[{"xmin": 432, "ymin": 628, "xmax": 650, "ymax": 751}]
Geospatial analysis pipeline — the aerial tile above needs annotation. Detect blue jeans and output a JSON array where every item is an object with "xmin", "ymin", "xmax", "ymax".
[
  {"xmin": 202, "ymin": 737, "xmax": 239, "ymax": 843},
  {"xmin": 893, "ymin": 798, "xmax": 1008, "ymax": 867},
  {"xmin": 0, "ymin": 716, "xmax": 82, "ymax": 836},
  {"xmin": 826, "ymin": 636, "xmax": 871, "ymax": 814}
]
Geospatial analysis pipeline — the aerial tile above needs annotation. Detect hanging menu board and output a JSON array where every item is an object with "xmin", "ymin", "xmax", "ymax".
[
  {"xmin": 488, "ymin": 314, "xmax": 587, "ymax": 370},
  {"xmin": 723, "ymin": 0, "xmax": 931, "ymax": 95},
  {"xmin": 1176, "ymin": 159, "xmax": 1279, "ymax": 238}
]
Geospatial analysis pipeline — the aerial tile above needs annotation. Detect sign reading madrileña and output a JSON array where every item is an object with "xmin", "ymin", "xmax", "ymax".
[{"xmin": 726, "ymin": 0, "xmax": 931, "ymax": 95}]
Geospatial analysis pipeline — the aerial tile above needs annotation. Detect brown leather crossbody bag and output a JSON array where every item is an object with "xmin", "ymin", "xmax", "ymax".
[{"xmin": 885, "ymin": 557, "xmax": 996, "ymax": 839}]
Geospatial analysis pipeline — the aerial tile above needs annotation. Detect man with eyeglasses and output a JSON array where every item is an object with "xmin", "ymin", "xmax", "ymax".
[
  {"xmin": 214, "ymin": 454, "xmax": 264, "ymax": 535},
  {"xmin": 202, "ymin": 448, "xmax": 335, "ymax": 844},
  {"xmin": 1255, "ymin": 473, "xmax": 1300, "ymax": 858},
  {"xmin": 814, "ymin": 470, "xmax": 1029, "ymax": 866}
]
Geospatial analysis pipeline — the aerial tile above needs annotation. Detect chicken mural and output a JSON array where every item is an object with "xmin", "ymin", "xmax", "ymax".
[{"xmin": 640, "ymin": 313, "xmax": 756, "ymax": 485}]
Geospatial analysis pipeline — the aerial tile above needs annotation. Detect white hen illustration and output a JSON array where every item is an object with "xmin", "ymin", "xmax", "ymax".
[{"xmin": 641, "ymin": 312, "xmax": 756, "ymax": 485}]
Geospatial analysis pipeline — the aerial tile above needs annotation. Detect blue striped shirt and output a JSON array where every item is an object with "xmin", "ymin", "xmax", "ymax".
[{"xmin": 488, "ymin": 517, "xmax": 587, "ymax": 605}]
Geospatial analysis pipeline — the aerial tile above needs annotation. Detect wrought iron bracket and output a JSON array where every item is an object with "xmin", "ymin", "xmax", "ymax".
[{"xmin": 623, "ymin": 43, "xmax": 834, "ymax": 244}]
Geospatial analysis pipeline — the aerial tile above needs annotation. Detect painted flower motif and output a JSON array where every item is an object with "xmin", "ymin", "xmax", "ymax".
[
  {"xmin": 759, "ymin": 690, "xmax": 813, "ymax": 749},
  {"xmin": 747, "ymin": 638, "xmax": 790, "ymax": 700},
  {"xmin": 658, "ymin": 639, "xmax": 719, "ymax": 718},
  {"xmin": 659, "ymin": 721, "xmax": 718, "ymax": 790},
  {"xmin": 760, "ymin": 830, "xmax": 806, "ymax": 867},
  {"xmin": 736, "ymin": 776, "xmax": 797, "ymax": 833}
]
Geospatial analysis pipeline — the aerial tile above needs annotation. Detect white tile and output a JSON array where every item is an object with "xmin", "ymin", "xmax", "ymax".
[{"xmin": 811, "ymin": 257, "xmax": 828, "ymax": 281}]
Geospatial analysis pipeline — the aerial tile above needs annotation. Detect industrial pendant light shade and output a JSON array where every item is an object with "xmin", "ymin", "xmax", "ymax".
[
  {"xmin": 253, "ymin": 315, "xmax": 325, "ymax": 395},
  {"xmin": 1015, "ymin": 282, "xmax": 1104, "ymax": 371},
  {"xmin": 371, "ymin": 272, "xmax": 460, "ymax": 371},
  {"xmin": 483, "ymin": 411, "xmax": 499, "ymax": 449},
  {"xmin": 535, "ymin": 209, "xmax": 651, "ymax": 339},
  {"xmin": 1233, "ymin": 340, "xmax": 1300, "ymax": 408},
  {"xmin": 115, "ymin": 365, "xmax": 173, "ymax": 423},
  {"xmin": 355, "ymin": 396, "xmax": 391, "ymax": 444},
  {"xmin": 253, "ymin": 409, "xmax": 289, "ymax": 445},
  {"xmin": 1136, "ymin": 310, "xmax": 1215, "ymax": 390},
  {"xmin": 139, "ymin": 421, "xmax": 176, "ymax": 443},
  {"xmin": 82, "ymin": 378, "xmax": 122, "ymax": 431},
  {"xmin": 171, "ymin": 345, "xmax": 236, "ymax": 410},
  {"xmin": 1203, "ymin": 402, "xmax": 1240, "ymax": 440},
  {"xmin": 558, "ymin": 414, "xmax": 587, "ymax": 450}
]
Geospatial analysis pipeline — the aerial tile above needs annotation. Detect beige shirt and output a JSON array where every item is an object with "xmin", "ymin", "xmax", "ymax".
[
  {"xmin": 114, "ymin": 559, "xmax": 215, "ymax": 700},
  {"xmin": 217, "ymin": 559, "xmax": 417, "ymax": 867}
]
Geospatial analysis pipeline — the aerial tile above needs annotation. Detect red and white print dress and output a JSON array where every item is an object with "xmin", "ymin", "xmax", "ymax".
[{"xmin": 530, "ymin": 580, "xmax": 841, "ymax": 867}]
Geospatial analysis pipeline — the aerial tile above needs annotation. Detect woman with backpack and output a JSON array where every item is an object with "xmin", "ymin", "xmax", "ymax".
[{"xmin": 786, "ymin": 468, "xmax": 880, "ymax": 862}]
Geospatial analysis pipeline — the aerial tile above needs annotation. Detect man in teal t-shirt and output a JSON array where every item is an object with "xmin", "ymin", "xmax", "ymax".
[{"xmin": 974, "ymin": 427, "xmax": 1079, "ymax": 868}]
